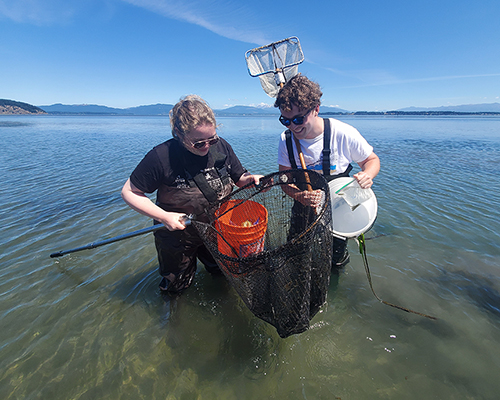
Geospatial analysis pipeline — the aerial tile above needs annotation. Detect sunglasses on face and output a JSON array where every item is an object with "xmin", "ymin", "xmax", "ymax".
[
  {"xmin": 189, "ymin": 134, "xmax": 220, "ymax": 149},
  {"xmin": 279, "ymin": 108, "xmax": 314, "ymax": 127}
]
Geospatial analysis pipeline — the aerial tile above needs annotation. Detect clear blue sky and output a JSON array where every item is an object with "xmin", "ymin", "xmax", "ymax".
[{"xmin": 1, "ymin": 0, "xmax": 499, "ymax": 111}]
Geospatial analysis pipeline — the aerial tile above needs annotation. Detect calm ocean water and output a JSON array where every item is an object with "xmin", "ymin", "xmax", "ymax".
[{"xmin": 1, "ymin": 114, "xmax": 499, "ymax": 399}]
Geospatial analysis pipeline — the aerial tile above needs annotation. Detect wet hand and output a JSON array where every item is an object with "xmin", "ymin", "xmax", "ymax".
[
  {"xmin": 353, "ymin": 171, "xmax": 373, "ymax": 189},
  {"xmin": 256, "ymin": 175, "xmax": 273, "ymax": 193},
  {"xmin": 296, "ymin": 189, "xmax": 323, "ymax": 208},
  {"xmin": 236, "ymin": 172, "xmax": 264, "ymax": 188},
  {"xmin": 160, "ymin": 212, "xmax": 189, "ymax": 231},
  {"xmin": 252, "ymin": 174, "xmax": 264, "ymax": 186}
]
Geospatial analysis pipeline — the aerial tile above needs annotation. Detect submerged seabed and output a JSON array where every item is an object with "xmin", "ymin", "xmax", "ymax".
[{"xmin": 1, "ymin": 115, "xmax": 499, "ymax": 399}]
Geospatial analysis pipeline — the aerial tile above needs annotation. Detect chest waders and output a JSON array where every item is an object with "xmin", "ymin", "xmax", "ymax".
[
  {"xmin": 155, "ymin": 147, "xmax": 234, "ymax": 294},
  {"xmin": 284, "ymin": 118, "xmax": 353, "ymax": 181},
  {"xmin": 285, "ymin": 118, "xmax": 352, "ymax": 267},
  {"xmin": 183, "ymin": 149, "xmax": 232, "ymax": 204}
]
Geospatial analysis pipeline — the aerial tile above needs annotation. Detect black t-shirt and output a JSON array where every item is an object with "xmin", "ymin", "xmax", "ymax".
[{"xmin": 130, "ymin": 137, "xmax": 246, "ymax": 195}]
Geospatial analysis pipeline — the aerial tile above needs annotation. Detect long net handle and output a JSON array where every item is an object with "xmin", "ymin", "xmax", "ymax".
[
  {"xmin": 293, "ymin": 135, "xmax": 313, "ymax": 192},
  {"xmin": 357, "ymin": 234, "xmax": 437, "ymax": 320}
]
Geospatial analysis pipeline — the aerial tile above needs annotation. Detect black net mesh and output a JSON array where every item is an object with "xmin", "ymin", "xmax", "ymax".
[{"xmin": 192, "ymin": 170, "xmax": 334, "ymax": 338}]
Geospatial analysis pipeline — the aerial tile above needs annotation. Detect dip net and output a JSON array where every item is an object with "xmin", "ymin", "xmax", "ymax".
[
  {"xmin": 245, "ymin": 36, "xmax": 304, "ymax": 98},
  {"xmin": 192, "ymin": 170, "xmax": 334, "ymax": 338}
]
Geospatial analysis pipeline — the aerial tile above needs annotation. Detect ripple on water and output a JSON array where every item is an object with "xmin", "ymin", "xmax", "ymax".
[{"xmin": 2, "ymin": 115, "xmax": 500, "ymax": 399}]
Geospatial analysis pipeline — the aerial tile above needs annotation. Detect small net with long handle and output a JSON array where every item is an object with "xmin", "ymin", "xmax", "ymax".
[
  {"xmin": 245, "ymin": 37, "xmax": 304, "ymax": 98},
  {"xmin": 192, "ymin": 169, "xmax": 333, "ymax": 338}
]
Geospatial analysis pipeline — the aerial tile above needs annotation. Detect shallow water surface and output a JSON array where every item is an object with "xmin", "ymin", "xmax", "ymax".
[{"xmin": 1, "ymin": 115, "xmax": 499, "ymax": 399}]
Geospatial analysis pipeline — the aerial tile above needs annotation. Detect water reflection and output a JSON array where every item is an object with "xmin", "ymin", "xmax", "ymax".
[{"xmin": 0, "ymin": 120, "xmax": 34, "ymax": 127}]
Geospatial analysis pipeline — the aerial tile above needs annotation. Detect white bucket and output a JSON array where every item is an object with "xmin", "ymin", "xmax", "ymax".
[{"xmin": 328, "ymin": 177, "xmax": 378, "ymax": 238}]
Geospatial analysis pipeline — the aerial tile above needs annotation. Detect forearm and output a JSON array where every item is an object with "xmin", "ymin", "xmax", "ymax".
[
  {"xmin": 361, "ymin": 155, "xmax": 380, "ymax": 179},
  {"xmin": 354, "ymin": 153, "xmax": 380, "ymax": 188},
  {"xmin": 121, "ymin": 178, "xmax": 187, "ymax": 230}
]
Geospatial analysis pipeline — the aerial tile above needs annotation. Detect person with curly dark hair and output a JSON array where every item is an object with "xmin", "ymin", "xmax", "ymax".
[{"xmin": 275, "ymin": 75, "xmax": 380, "ymax": 267}]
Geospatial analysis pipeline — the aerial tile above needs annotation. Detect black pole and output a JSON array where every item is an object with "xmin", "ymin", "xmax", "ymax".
[{"xmin": 49, "ymin": 224, "xmax": 165, "ymax": 258}]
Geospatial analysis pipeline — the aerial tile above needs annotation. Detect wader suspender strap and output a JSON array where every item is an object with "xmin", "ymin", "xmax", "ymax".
[
  {"xmin": 285, "ymin": 120, "xmax": 353, "ymax": 179},
  {"xmin": 285, "ymin": 130, "xmax": 298, "ymax": 169},
  {"xmin": 284, "ymin": 122, "xmax": 332, "ymax": 174},
  {"xmin": 188, "ymin": 172, "xmax": 218, "ymax": 203},
  {"xmin": 322, "ymin": 118, "xmax": 331, "ymax": 177},
  {"xmin": 342, "ymin": 164, "xmax": 353, "ymax": 177},
  {"xmin": 184, "ymin": 148, "xmax": 230, "ymax": 204},
  {"xmin": 322, "ymin": 118, "xmax": 353, "ymax": 180}
]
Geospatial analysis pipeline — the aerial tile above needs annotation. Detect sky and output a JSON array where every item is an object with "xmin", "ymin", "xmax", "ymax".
[{"xmin": 1, "ymin": 0, "xmax": 499, "ymax": 111}]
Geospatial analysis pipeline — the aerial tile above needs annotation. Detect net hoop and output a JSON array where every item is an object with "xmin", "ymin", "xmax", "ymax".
[
  {"xmin": 191, "ymin": 170, "xmax": 334, "ymax": 337},
  {"xmin": 197, "ymin": 171, "xmax": 330, "ymax": 264},
  {"xmin": 245, "ymin": 36, "xmax": 304, "ymax": 77},
  {"xmin": 245, "ymin": 36, "xmax": 304, "ymax": 97}
]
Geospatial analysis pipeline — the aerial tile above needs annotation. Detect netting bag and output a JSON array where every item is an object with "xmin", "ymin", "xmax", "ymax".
[
  {"xmin": 191, "ymin": 170, "xmax": 334, "ymax": 338},
  {"xmin": 245, "ymin": 36, "xmax": 304, "ymax": 98}
]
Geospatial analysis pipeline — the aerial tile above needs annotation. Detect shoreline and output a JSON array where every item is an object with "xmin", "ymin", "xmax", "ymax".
[{"xmin": 1, "ymin": 111, "xmax": 500, "ymax": 117}]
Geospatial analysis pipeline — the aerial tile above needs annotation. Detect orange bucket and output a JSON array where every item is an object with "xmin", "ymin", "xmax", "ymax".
[{"xmin": 215, "ymin": 199, "xmax": 268, "ymax": 258}]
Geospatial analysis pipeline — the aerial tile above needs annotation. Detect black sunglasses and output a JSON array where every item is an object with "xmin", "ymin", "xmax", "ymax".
[
  {"xmin": 279, "ymin": 108, "xmax": 314, "ymax": 127},
  {"xmin": 189, "ymin": 135, "xmax": 220, "ymax": 149}
]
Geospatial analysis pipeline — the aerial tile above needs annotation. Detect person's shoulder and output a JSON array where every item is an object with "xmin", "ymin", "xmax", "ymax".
[
  {"xmin": 139, "ymin": 139, "xmax": 180, "ymax": 169},
  {"xmin": 213, "ymin": 137, "xmax": 244, "ymax": 169},
  {"xmin": 279, "ymin": 129, "xmax": 290, "ymax": 141},
  {"xmin": 150, "ymin": 138, "xmax": 178, "ymax": 155},
  {"xmin": 215, "ymin": 136, "xmax": 233, "ymax": 151},
  {"xmin": 328, "ymin": 117, "xmax": 353, "ymax": 129},
  {"xmin": 328, "ymin": 118, "xmax": 360, "ymax": 136},
  {"xmin": 212, "ymin": 137, "xmax": 239, "ymax": 158},
  {"xmin": 152, "ymin": 138, "xmax": 176, "ymax": 150}
]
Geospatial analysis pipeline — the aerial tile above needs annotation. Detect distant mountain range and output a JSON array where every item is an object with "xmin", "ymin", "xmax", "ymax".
[
  {"xmin": 37, "ymin": 103, "xmax": 348, "ymax": 116},
  {"xmin": 1, "ymin": 99, "xmax": 499, "ymax": 115},
  {"xmin": 215, "ymin": 105, "xmax": 350, "ymax": 115},
  {"xmin": 36, "ymin": 102, "xmax": 500, "ymax": 115},
  {"xmin": 398, "ymin": 103, "xmax": 500, "ymax": 113},
  {"xmin": 39, "ymin": 103, "xmax": 173, "ymax": 115}
]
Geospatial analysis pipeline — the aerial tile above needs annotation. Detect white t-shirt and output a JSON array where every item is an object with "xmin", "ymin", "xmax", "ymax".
[{"xmin": 277, "ymin": 118, "xmax": 373, "ymax": 176}]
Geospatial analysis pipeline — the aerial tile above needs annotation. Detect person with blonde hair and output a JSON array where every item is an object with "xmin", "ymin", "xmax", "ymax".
[{"xmin": 122, "ymin": 95, "xmax": 262, "ymax": 293}]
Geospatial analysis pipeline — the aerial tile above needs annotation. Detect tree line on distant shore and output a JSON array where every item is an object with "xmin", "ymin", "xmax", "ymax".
[
  {"xmin": 321, "ymin": 111, "xmax": 500, "ymax": 116},
  {"xmin": 2, "ymin": 98, "xmax": 499, "ymax": 116},
  {"xmin": 0, "ymin": 99, "xmax": 46, "ymax": 114}
]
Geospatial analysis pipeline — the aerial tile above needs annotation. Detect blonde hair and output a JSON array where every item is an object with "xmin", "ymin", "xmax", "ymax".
[{"xmin": 169, "ymin": 95, "xmax": 216, "ymax": 138}]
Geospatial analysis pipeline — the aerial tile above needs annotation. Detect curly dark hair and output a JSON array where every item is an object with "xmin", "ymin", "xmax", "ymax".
[{"xmin": 274, "ymin": 75, "xmax": 322, "ymax": 112}]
